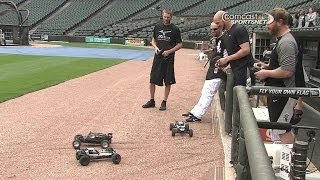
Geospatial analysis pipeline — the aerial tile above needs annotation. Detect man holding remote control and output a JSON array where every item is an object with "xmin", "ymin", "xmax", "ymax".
[
  {"xmin": 142, "ymin": 9, "xmax": 182, "ymax": 111},
  {"xmin": 255, "ymin": 8, "xmax": 300, "ymax": 143},
  {"xmin": 182, "ymin": 22, "xmax": 228, "ymax": 122}
]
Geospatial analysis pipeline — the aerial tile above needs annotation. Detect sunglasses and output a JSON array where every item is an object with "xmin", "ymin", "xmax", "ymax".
[{"xmin": 210, "ymin": 28, "xmax": 218, "ymax": 31}]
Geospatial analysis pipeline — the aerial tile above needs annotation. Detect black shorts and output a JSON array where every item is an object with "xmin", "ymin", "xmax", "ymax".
[
  {"xmin": 267, "ymin": 96, "xmax": 298, "ymax": 125},
  {"xmin": 150, "ymin": 55, "xmax": 176, "ymax": 86},
  {"xmin": 295, "ymin": 67, "xmax": 306, "ymax": 87}
]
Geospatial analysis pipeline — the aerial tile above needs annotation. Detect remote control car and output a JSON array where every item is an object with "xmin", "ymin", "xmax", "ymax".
[
  {"xmin": 170, "ymin": 121, "xmax": 193, "ymax": 137},
  {"xmin": 72, "ymin": 132, "xmax": 112, "ymax": 149},
  {"xmin": 76, "ymin": 147, "xmax": 121, "ymax": 166}
]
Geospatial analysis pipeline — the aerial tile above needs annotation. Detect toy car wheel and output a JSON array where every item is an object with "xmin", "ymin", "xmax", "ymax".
[
  {"xmin": 111, "ymin": 153, "xmax": 121, "ymax": 164},
  {"xmin": 185, "ymin": 124, "xmax": 189, "ymax": 131},
  {"xmin": 74, "ymin": 134, "xmax": 82, "ymax": 140},
  {"xmin": 101, "ymin": 140, "xmax": 110, "ymax": 148},
  {"xmin": 170, "ymin": 123, "xmax": 174, "ymax": 130},
  {"xmin": 172, "ymin": 128, "xmax": 177, "ymax": 136},
  {"xmin": 79, "ymin": 155, "xmax": 90, "ymax": 166},
  {"xmin": 189, "ymin": 129, "xmax": 193, "ymax": 137},
  {"xmin": 76, "ymin": 151, "xmax": 83, "ymax": 160},
  {"xmin": 72, "ymin": 140, "xmax": 81, "ymax": 149}
]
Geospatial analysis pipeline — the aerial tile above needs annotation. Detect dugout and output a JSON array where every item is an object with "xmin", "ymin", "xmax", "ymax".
[{"xmin": 253, "ymin": 28, "xmax": 320, "ymax": 86}]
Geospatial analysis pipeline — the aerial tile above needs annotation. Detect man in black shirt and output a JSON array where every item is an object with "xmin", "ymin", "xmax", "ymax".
[
  {"xmin": 142, "ymin": 9, "xmax": 182, "ymax": 111},
  {"xmin": 182, "ymin": 22, "xmax": 227, "ymax": 122},
  {"xmin": 213, "ymin": 11, "xmax": 253, "ymax": 86}
]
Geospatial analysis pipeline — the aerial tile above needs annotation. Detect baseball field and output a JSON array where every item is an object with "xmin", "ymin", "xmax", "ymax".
[{"xmin": 0, "ymin": 43, "xmax": 224, "ymax": 179}]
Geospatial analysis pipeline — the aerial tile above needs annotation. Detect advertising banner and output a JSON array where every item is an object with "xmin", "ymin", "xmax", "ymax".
[
  {"xmin": 125, "ymin": 38, "xmax": 145, "ymax": 46},
  {"xmin": 85, "ymin": 37, "xmax": 110, "ymax": 43}
]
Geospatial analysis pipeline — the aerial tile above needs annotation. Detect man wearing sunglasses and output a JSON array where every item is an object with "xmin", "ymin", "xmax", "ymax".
[
  {"xmin": 182, "ymin": 22, "xmax": 228, "ymax": 122},
  {"xmin": 255, "ymin": 8, "xmax": 299, "ymax": 144}
]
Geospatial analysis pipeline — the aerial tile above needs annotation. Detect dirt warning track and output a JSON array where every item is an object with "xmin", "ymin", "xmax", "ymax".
[{"xmin": 0, "ymin": 48, "xmax": 224, "ymax": 179}]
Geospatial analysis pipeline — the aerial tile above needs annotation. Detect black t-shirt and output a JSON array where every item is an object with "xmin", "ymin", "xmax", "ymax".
[
  {"xmin": 265, "ymin": 33, "xmax": 303, "ymax": 88},
  {"xmin": 223, "ymin": 24, "xmax": 252, "ymax": 70},
  {"xmin": 294, "ymin": 38, "xmax": 305, "ymax": 87},
  {"xmin": 206, "ymin": 34, "xmax": 227, "ymax": 81},
  {"xmin": 153, "ymin": 23, "xmax": 182, "ymax": 59}
]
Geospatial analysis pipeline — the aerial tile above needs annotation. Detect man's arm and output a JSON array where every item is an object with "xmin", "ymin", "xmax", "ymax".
[
  {"xmin": 169, "ymin": 42, "xmax": 182, "ymax": 54},
  {"xmin": 269, "ymin": 67, "xmax": 294, "ymax": 78},
  {"xmin": 255, "ymin": 39, "xmax": 297, "ymax": 80},
  {"xmin": 255, "ymin": 67, "xmax": 294, "ymax": 80},
  {"xmin": 151, "ymin": 37, "xmax": 160, "ymax": 53},
  {"xmin": 162, "ymin": 42, "xmax": 182, "ymax": 57},
  {"xmin": 216, "ymin": 42, "xmax": 250, "ymax": 66},
  {"xmin": 225, "ymin": 42, "xmax": 250, "ymax": 62},
  {"xmin": 216, "ymin": 26, "xmax": 251, "ymax": 66},
  {"xmin": 163, "ymin": 27, "xmax": 183, "ymax": 57}
]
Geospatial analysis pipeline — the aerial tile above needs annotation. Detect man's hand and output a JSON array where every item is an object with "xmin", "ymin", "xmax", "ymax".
[
  {"xmin": 254, "ymin": 62, "xmax": 269, "ymax": 70},
  {"xmin": 216, "ymin": 56, "xmax": 229, "ymax": 67},
  {"xmin": 255, "ymin": 69, "xmax": 269, "ymax": 80},
  {"xmin": 154, "ymin": 47, "xmax": 160, "ymax": 54},
  {"xmin": 222, "ymin": 64, "xmax": 231, "ymax": 73},
  {"xmin": 162, "ymin": 50, "xmax": 171, "ymax": 57}
]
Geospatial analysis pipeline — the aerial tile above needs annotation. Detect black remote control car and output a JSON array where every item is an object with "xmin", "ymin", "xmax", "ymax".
[
  {"xmin": 76, "ymin": 147, "xmax": 121, "ymax": 166},
  {"xmin": 72, "ymin": 132, "xmax": 112, "ymax": 149},
  {"xmin": 170, "ymin": 121, "xmax": 193, "ymax": 137}
]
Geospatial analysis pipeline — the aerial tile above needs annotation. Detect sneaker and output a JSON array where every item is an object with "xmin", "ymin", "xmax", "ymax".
[
  {"xmin": 159, "ymin": 100, "xmax": 166, "ymax": 111},
  {"xmin": 182, "ymin": 112, "xmax": 192, "ymax": 117},
  {"xmin": 142, "ymin": 100, "xmax": 155, "ymax": 108},
  {"xmin": 185, "ymin": 116, "xmax": 201, "ymax": 122}
]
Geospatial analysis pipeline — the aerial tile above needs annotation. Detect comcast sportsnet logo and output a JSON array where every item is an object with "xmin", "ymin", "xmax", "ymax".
[{"xmin": 222, "ymin": 11, "xmax": 274, "ymax": 25}]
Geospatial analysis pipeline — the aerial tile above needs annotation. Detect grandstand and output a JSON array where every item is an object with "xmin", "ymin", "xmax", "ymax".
[
  {"xmin": 181, "ymin": 0, "xmax": 247, "ymax": 16},
  {"xmin": 35, "ymin": 0, "xmax": 111, "ymax": 36},
  {"xmin": 72, "ymin": 0, "xmax": 158, "ymax": 36},
  {"xmin": 1, "ymin": 0, "xmax": 319, "ymax": 74},
  {"xmin": 1, "ymin": 0, "xmax": 319, "ymax": 69},
  {"xmin": 227, "ymin": 0, "xmax": 309, "ymax": 14},
  {"xmin": 0, "ymin": 0, "xmax": 24, "ymax": 25},
  {"xmin": 289, "ymin": 0, "xmax": 320, "ymax": 12},
  {"xmin": 21, "ymin": 0, "xmax": 67, "ymax": 26},
  {"xmin": 133, "ymin": 0, "xmax": 204, "ymax": 20},
  {"xmin": 5, "ymin": 0, "xmax": 318, "ymax": 98},
  {"xmin": 93, "ymin": 18, "xmax": 159, "ymax": 38},
  {"xmin": 1, "ymin": 0, "xmax": 317, "ymax": 39}
]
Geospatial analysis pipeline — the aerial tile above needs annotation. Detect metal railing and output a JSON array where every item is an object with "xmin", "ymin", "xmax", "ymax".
[
  {"xmin": 225, "ymin": 73, "xmax": 320, "ymax": 179},
  {"xmin": 224, "ymin": 69, "xmax": 234, "ymax": 134},
  {"xmin": 230, "ymin": 86, "xmax": 276, "ymax": 180}
]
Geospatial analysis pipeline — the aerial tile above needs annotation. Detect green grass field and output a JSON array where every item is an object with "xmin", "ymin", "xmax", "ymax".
[{"xmin": 0, "ymin": 54, "xmax": 123, "ymax": 102}]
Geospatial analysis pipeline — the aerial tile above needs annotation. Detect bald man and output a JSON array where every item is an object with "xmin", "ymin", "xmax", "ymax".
[
  {"xmin": 213, "ymin": 11, "xmax": 253, "ymax": 86},
  {"xmin": 183, "ymin": 22, "xmax": 228, "ymax": 122}
]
